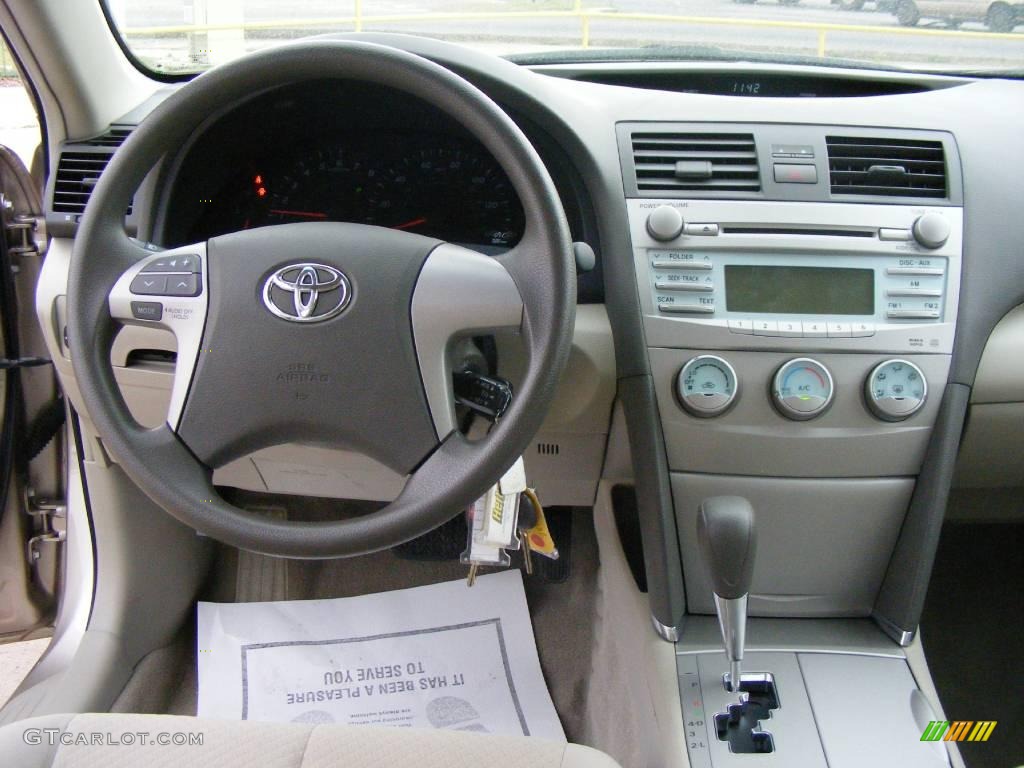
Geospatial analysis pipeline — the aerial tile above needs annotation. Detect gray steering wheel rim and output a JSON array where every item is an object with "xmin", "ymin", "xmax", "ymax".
[{"xmin": 67, "ymin": 39, "xmax": 575, "ymax": 558}]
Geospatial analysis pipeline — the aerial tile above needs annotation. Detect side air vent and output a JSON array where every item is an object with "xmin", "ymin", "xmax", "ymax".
[
  {"xmin": 52, "ymin": 151, "xmax": 132, "ymax": 217},
  {"xmin": 826, "ymin": 136, "xmax": 946, "ymax": 199},
  {"xmin": 52, "ymin": 152, "xmax": 113, "ymax": 215},
  {"xmin": 631, "ymin": 132, "xmax": 761, "ymax": 194},
  {"xmin": 85, "ymin": 126, "xmax": 133, "ymax": 148}
]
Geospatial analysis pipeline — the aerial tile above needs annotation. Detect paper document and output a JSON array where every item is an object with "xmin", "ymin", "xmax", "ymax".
[{"xmin": 197, "ymin": 569, "xmax": 564, "ymax": 740}]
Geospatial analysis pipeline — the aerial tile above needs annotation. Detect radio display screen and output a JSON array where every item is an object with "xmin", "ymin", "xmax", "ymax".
[{"xmin": 724, "ymin": 265, "xmax": 874, "ymax": 315}]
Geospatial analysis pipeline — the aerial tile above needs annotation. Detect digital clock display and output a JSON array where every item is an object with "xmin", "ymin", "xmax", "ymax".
[{"xmin": 731, "ymin": 81, "xmax": 762, "ymax": 95}]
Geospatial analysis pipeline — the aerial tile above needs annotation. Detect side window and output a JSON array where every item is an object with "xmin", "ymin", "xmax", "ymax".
[{"xmin": 0, "ymin": 37, "xmax": 42, "ymax": 172}]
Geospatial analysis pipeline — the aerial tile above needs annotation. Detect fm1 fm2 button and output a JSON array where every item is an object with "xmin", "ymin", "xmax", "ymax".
[{"xmin": 130, "ymin": 301, "xmax": 163, "ymax": 322}]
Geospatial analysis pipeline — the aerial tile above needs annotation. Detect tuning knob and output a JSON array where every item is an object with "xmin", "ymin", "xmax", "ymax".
[
  {"xmin": 646, "ymin": 205, "xmax": 684, "ymax": 242},
  {"xmin": 911, "ymin": 213, "xmax": 951, "ymax": 249}
]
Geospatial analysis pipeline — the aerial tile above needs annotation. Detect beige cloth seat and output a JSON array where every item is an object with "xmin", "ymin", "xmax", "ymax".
[{"xmin": 0, "ymin": 712, "xmax": 621, "ymax": 768}]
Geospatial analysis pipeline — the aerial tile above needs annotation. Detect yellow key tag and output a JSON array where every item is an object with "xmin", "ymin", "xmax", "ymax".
[{"xmin": 524, "ymin": 498, "xmax": 559, "ymax": 561}]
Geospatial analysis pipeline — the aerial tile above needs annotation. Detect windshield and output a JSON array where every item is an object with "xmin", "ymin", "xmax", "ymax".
[{"xmin": 105, "ymin": 0, "xmax": 1022, "ymax": 75}]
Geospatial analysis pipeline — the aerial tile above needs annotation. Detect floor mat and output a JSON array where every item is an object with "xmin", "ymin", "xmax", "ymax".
[
  {"xmin": 920, "ymin": 522, "xmax": 1024, "ymax": 768},
  {"xmin": 113, "ymin": 504, "xmax": 597, "ymax": 741},
  {"xmin": 197, "ymin": 570, "xmax": 565, "ymax": 739}
]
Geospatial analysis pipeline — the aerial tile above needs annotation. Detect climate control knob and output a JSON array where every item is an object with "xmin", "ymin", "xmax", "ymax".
[
  {"xmin": 865, "ymin": 359, "xmax": 927, "ymax": 421},
  {"xmin": 646, "ymin": 205, "xmax": 684, "ymax": 242},
  {"xmin": 677, "ymin": 355, "xmax": 738, "ymax": 418},
  {"xmin": 911, "ymin": 213, "xmax": 951, "ymax": 249},
  {"xmin": 772, "ymin": 358, "xmax": 835, "ymax": 421}
]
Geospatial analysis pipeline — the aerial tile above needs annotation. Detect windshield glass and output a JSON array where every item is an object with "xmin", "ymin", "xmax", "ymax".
[{"xmin": 105, "ymin": 0, "xmax": 1022, "ymax": 75}]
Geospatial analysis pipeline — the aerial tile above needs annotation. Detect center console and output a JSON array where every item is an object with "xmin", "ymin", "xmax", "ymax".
[{"xmin": 618, "ymin": 122, "xmax": 963, "ymax": 767}]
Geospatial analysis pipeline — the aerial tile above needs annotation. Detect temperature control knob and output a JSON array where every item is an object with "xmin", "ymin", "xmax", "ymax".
[
  {"xmin": 677, "ymin": 355, "xmax": 739, "ymax": 418},
  {"xmin": 912, "ymin": 213, "xmax": 951, "ymax": 249},
  {"xmin": 865, "ymin": 359, "xmax": 927, "ymax": 421},
  {"xmin": 772, "ymin": 358, "xmax": 835, "ymax": 421},
  {"xmin": 646, "ymin": 205, "xmax": 684, "ymax": 242}
]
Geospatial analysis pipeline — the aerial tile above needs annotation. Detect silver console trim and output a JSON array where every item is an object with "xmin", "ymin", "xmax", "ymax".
[
  {"xmin": 629, "ymin": 199, "xmax": 962, "ymax": 355},
  {"xmin": 652, "ymin": 613, "xmax": 682, "ymax": 642}
]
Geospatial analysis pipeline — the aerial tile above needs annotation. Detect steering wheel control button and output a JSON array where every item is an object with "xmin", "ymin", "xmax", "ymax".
[
  {"xmin": 912, "ymin": 213, "xmax": 952, "ymax": 249},
  {"xmin": 866, "ymin": 359, "xmax": 928, "ymax": 421},
  {"xmin": 166, "ymin": 274, "xmax": 201, "ymax": 297},
  {"xmin": 142, "ymin": 254, "xmax": 202, "ymax": 273},
  {"xmin": 646, "ymin": 205, "xmax": 684, "ymax": 241},
  {"xmin": 130, "ymin": 301, "xmax": 163, "ymax": 321},
  {"xmin": 130, "ymin": 274, "xmax": 167, "ymax": 295},
  {"xmin": 677, "ymin": 355, "xmax": 738, "ymax": 418},
  {"xmin": 772, "ymin": 358, "xmax": 835, "ymax": 421},
  {"xmin": 262, "ymin": 262, "xmax": 351, "ymax": 323}
]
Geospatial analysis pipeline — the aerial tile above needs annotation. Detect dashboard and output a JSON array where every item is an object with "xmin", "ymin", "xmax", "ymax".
[{"xmin": 37, "ymin": 33, "xmax": 1024, "ymax": 669}]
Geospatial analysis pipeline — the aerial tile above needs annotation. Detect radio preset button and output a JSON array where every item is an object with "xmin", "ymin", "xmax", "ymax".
[
  {"xmin": 753, "ymin": 320, "xmax": 780, "ymax": 337},
  {"xmin": 802, "ymin": 321, "xmax": 827, "ymax": 338},
  {"xmin": 658, "ymin": 303, "xmax": 715, "ymax": 314},
  {"xmin": 655, "ymin": 281, "xmax": 714, "ymax": 292},
  {"xmin": 728, "ymin": 319, "xmax": 754, "ymax": 335},
  {"xmin": 851, "ymin": 322, "xmax": 875, "ymax": 337},
  {"xmin": 827, "ymin": 322, "xmax": 853, "ymax": 338},
  {"xmin": 778, "ymin": 320, "xmax": 802, "ymax": 337}
]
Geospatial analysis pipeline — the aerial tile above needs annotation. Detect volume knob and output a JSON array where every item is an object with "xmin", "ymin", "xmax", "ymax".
[
  {"xmin": 911, "ymin": 213, "xmax": 951, "ymax": 249},
  {"xmin": 646, "ymin": 205, "xmax": 684, "ymax": 242}
]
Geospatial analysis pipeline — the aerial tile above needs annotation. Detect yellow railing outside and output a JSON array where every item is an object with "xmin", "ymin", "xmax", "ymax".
[{"xmin": 121, "ymin": 6, "xmax": 1023, "ymax": 59}]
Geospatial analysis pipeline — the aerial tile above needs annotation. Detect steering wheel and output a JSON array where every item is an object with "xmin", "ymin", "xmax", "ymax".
[{"xmin": 67, "ymin": 40, "xmax": 575, "ymax": 557}]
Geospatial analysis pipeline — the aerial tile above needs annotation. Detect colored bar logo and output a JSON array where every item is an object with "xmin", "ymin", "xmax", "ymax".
[{"xmin": 921, "ymin": 721, "xmax": 997, "ymax": 742}]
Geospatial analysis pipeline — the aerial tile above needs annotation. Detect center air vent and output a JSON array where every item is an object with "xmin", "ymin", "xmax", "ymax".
[
  {"xmin": 826, "ymin": 136, "xmax": 946, "ymax": 199},
  {"xmin": 630, "ymin": 132, "xmax": 761, "ymax": 195}
]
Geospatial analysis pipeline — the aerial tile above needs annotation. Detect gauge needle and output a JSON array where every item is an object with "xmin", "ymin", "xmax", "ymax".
[
  {"xmin": 269, "ymin": 209, "xmax": 328, "ymax": 219},
  {"xmin": 391, "ymin": 217, "xmax": 428, "ymax": 230}
]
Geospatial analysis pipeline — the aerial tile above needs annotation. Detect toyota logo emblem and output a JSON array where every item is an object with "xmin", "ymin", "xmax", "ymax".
[{"xmin": 262, "ymin": 263, "xmax": 351, "ymax": 323}]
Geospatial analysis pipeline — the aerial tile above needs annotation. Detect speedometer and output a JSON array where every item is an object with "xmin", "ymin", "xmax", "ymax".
[
  {"xmin": 366, "ymin": 145, "xmax": 523, "ymax": 247},
  {"xmin": 263, "ymin": 147, "xmax": 371, "ymax": 224}
]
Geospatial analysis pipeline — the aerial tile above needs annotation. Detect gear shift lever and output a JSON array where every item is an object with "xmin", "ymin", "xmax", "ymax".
[{"xmin": 697, "ymin": 496, "xmax": 757, "ymax": 696}]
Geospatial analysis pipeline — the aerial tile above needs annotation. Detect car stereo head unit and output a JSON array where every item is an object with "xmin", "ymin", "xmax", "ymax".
[{"xmin": 629, "ymin": 199, "xmax": 962, "ymax": 355}]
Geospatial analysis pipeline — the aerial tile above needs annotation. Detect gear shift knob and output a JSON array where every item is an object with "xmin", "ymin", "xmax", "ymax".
[{"xmin": 697, "ymin": 497, "xmax": 757, "ymax": 694}]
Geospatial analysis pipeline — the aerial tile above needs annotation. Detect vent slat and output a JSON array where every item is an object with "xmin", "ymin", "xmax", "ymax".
[
  {"xmin": 826, "ymin": 135, "xmax": 947, "ymax": 199},
  {"xmin": 631, "ymin": 131, "xmax": 761, "ymax": 195},
  {"xmin": 52, "ymin": 144, "xmax": 133, "ymax": 216}
]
